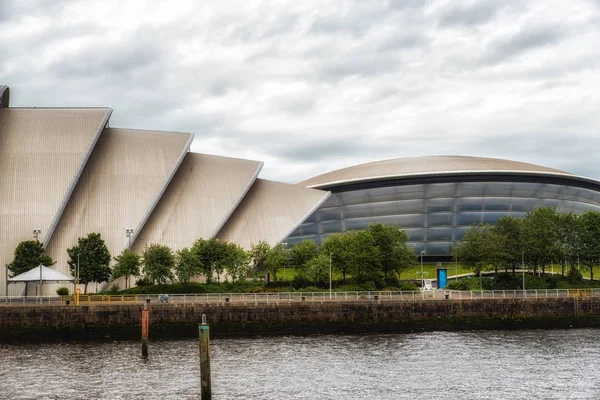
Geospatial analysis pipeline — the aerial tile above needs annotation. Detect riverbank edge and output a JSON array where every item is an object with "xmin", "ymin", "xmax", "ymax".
[{"xmin": 1, "ymin": 298, "xmax": 599, "ymax": 342}]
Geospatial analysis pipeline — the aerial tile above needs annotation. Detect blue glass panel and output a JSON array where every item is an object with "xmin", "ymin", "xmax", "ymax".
[
  {"xmin": 427, "ymin": 213, "xmax": 453, "ymax": 226},
  {"xmin": 483, "ymin": 183, "xmax": 514, "ymax": 197},
  {"xmin": 427, "ymin": 198, "xmax": 453, "ymax": 212},
  {"xmin": 482, "ymin": 212, "xmax": 506, "ymax": 224},
  {"xmin": 456, "ymin": 183, "xmax": 486, "ymax": 197},
  {"xmin": 456, "ymin": 198, "xmax": 484, "ymax": 212},
  {"xmin": 341, "ymin": 203, "xmax": 371, "ymax": 219},
  {"xmin": 511, "ymin": 198, "xmax": 539, "ymax": 212},
  {"xmin": 317, "ymin": 207, "xmax": 341, "ymax": 221},
  {"xmin": 540, "ymin": 184, "xmax": 564, "ymax": 200},
  {"xmin": 395, "ymin": 184, "xmax": 426, "ymax": 200},
  {"xmin": 426, "ymin": 242, "xmax": 454, "ymax": 256},
  {"xmin": 319, "ymin": 220, "xmax": 342, "ymax": 234},
  {"xmin": 512, "ymin": 183, "xmax": 542, "ymax": 198},
  {"xmin": 340, "ymin": 190, "xmax": 370, "ymax": 205},
  {"xmin": 299, "ymin": 223, "xmax": 319, "ymax": 235},
  {"xmin": 456, "ymin": 212, "xmax": 482, "ymax": 225},
  {"xmin": 426, "ymin": 183, "xmax": 455, "ymax": 198},
  {"xmin": 455, "ymin": 227, "xmax": 470, "ymax": 240},
  {"xmin": 404, "ymin": 228, "xmax": 425, "ymax": 241},
  {"xmin": 367, "ymin": 186, "xmax": 399, "ymax": 203},
  {"xmin": 427, "ymin": 228, "xmax": 453, "ymax": 241},
  {"xmin": 484, "ymin": 197, "xmax": 511, "ymax": 211}
]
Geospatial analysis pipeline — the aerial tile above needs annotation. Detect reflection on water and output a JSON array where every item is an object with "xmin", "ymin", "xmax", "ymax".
[{"xmin": 1, "ymin": 329, "xmax": 600, "ymax": 399}]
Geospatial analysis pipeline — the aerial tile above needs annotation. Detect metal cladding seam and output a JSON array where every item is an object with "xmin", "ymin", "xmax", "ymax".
[{"xmin": 0, "ymin": 108, "xmax": 112, "ymax": 296}]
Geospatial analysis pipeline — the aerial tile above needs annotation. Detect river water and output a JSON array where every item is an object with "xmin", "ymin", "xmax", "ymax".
[{"xmin": 1, "ymin": 329, "xmax": 599, "ymax": 399}]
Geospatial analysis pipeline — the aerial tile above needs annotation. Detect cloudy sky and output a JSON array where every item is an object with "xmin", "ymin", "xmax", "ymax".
[{"xmin": 2, "ymin": 0, "xmax": 600, "ymax": 183}]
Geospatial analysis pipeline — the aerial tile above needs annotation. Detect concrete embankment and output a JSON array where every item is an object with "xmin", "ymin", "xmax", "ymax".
[{"xmin": 1, "ymin": 298, "xmax": 600, "ymax": 342}]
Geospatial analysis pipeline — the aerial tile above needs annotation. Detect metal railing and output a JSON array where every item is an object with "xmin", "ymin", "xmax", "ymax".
[{"xmin": 1, "ymin": 289, "xmax": 599, "ymax": 305}]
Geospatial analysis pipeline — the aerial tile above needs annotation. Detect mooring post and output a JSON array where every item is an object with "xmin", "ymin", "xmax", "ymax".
[
  {"xmin": 141, "ymin": 303, "xmax": 149, "ymax": 358},
  {"xmin": 199, "ymin": 314, "xmax": 211, "ymax": 400}
]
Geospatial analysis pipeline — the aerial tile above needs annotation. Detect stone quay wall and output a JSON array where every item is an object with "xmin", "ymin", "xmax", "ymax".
[{"xmin": 1, "ymin": 297, "xmax": 600, "ymax": 341}]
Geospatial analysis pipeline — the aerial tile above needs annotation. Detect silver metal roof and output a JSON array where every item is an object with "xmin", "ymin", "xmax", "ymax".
[{"xmin": 299, "ymin": 155, "xmax": 588, "ymax": 189}]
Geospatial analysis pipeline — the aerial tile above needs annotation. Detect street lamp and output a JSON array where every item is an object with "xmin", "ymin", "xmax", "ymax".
[
  {"xmin": 329, "ymin": 251, "xmax": 332, "ymax": 300},
  {"xmin": 522, "ymin": 251, "xmax": 525, "ymax": 297},
  {"xmin": 33, "ymin": 229, "xmax": 41, "ymax": 242},
  {"xmin": 76, "ymin": 253, "xmax": 80, "ymax": 306},
  {"xmin": 420, "ymin": 251, "xmax": 426, "ymax": 291},
  {"xmin": 125, "ymin": 229, "xmax": 134, "ymax": 248},
  {"xmin": 282, "ymin": 242, "xmax": 288, "ymax": 281}
]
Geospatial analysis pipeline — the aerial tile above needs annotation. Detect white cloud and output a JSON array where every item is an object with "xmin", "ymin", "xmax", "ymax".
[{"xmin": 2, "ymin": 0, "xmax": 600, "ymax": 183}]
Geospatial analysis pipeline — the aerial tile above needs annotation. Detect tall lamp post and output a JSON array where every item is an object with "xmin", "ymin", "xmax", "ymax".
[
  {"xmin": 420, "ymin": 251, "xmax": 426, "ymax": 290},
  {"xmin": 282, "ymin": 242, "xmax": 288, "ymax": 281},
  {"xmin": 329, "ymin": 251, "xmax": 332, "ymax": 300},
  {"xmin": 522, "ymin": 251, "xmax": 525, "ymax": 297},
  {"xmin": 76, "ymin": 253, "xmax": 80, "ymax": 306},
  {"xmin": 125, "ymin": 229, "xmax": 134, "ymax": 248}
]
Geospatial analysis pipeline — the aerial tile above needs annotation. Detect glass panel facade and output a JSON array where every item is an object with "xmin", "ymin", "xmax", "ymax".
[{"xmin": 287, "ymin": 179, "xmax": 600, "ymax": 256}]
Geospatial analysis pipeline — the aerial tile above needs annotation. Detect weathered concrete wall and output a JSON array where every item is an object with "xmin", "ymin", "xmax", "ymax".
[{"xmin": 1, "ymin": 298, "xmax": 599, "ymax": 342}]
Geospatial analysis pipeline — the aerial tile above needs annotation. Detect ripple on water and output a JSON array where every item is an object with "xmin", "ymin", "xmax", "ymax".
[{"xmin": 1, "ymin": 329, "xmax": 600, "ymax": 399}]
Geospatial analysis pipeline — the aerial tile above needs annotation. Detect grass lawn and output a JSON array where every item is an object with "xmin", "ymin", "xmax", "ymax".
[{"xmin": 276, "ymin": 263, "xmax": 600, "ymax": 282}]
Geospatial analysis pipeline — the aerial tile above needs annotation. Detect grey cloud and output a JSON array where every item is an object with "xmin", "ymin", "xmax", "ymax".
[
  {"xmin": 438, "ymin": 1, "xmax": 508, "ymax": 27},
  {"xmin": 483, "ymin": 25, "xmax": 567, "ymax": 65},
  {"xmin": 48, "ymin": 29, "xmax": 168, "ymax": 79},
  {"xmin": 376, "ymin": 33, "xmax": 427, "ymax": 52},
  {"xmin": 3, "ymin": 0, "xmax": 600, "ymax": 185},
  {"xmin": 0, "ymin": 0, "xmax": 75, "ymax": 22}
]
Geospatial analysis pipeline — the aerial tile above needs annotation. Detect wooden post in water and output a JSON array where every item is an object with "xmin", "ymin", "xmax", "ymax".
[
  {"xmin": 141, "ymin": 303, "xmax": 149, "ymax": 358},
  {"xmin": 199, "ymin": 314, "xmax": 211, "ymax": 400}
]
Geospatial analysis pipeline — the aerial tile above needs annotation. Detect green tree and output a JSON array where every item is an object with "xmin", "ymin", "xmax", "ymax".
[
  {"xmin": 491, "ymin": 216, "xmax": 523, "ymax": 275},
  {"xmin": 223, "ymin": 242, "xmax": 249, "ymax": 282},
  {"xmin": 248, "ymin": 240, "xmax": 271, "ymax": 278},
  {"xmin": 112, "ymin": 249, "xmax": 141, "ymax": 289},
  {"xmin": 9, "ymin": 240, "xmax": 54, "ymax": 277},
  {"xmin": 368, "ymin": 224, "xmax": 414, "ymax": 279},
  {"xmin": 456, "ymin": 224, "xmax": 493, "ymax": 277},
  {"xmin": 579, "ymin": 211, "xmax": 600, "ymax": 281},
  {"xmin": 556, "ymin": 212, "xmax": 582, "ymax": 276},
  {"xmin": 289, "ymin": 239, "xmax": 319, "ymax": 279},
  {"xmin": 347, "ymin": 230, "xmax": 381, "ymax": 283},
  {"xmin": 142, "ymin": 243, "xmax": 175, "ymax": 285},
  {"xmin": 523, "ymin": 207, "xmax": 560, "ymax": 275},
  {"xmin": 264, "ymin": 243, "xmax": 287, "ymax": 281},
  {"xmin": 174, "ymin": 247, "xmax": 202, "ymax": 284},
  {"xmin": 306, "ymin": 253, "xmax": 330, "ymax": 284},
  {"xmin": 321, "ymin": 233, "xmax": 353, "ymax": 282},
  {"xmin": 67, "ymin": 233, "xmax": 111, "ymax": 293},
  {"xmin": 192, "ymin": 238, "xmax": 226, "ymax": 283}
]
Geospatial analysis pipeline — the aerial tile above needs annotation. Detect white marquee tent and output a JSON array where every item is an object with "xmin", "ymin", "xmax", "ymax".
[{"xmin": 7, "ymin": 265, "xmax": 74, "ymax": 296}]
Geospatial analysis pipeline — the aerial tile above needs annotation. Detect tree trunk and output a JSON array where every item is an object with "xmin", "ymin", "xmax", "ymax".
[
  {"xmin": 84, "ymin": 283, "xmax": 88, "ymax": 294},
  {"xmin": 542, "ymin": 264, "xmax": 545, "ymax": 276},
  {"xmin": 591, "ymin": 265, "xmax": 594, "ymax": 281},
  {"xmin": 562, "ymin": 261, "xmax": 565, "ymax": 277},
  {"xmin": 512, "ymin": 264, "xmax": 516, "ymax": 275}
]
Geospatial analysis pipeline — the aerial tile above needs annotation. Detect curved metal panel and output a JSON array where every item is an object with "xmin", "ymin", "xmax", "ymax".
[
  {"xmin": 0, "ymin": 108, "xmax": 111, "ymax": 296},
  {"xmin": 0, "ymin": 86, "xmax": 9, "ymax": 108},
  {"xmin": 300, "ymin": 156, "xmax": 577, "ymax": 189},
  {"xmin": 216, "ymin": 179, "xmax": 330, "ymax": 249},
  {"xmin": 133, "ymin": 153, "xmax": 263, "ymax": 252},
  {"xmin": 44, "ymin": 128, "xmax": 192, "ymax": 293}
]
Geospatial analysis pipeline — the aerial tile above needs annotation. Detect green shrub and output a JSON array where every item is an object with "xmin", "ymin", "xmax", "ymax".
[
  {"xmin": 56, "ymin": 287, "xmax": 69, "ymax": 296},
  {"xmin": 109, "ymin": 284, "xmax": 120, "ymax": 293}
]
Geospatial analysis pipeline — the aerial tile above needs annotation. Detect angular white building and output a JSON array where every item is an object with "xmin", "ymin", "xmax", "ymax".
[{"xmin": 0, "ymin": 86, "xmax": 329, "ymax": 296}]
